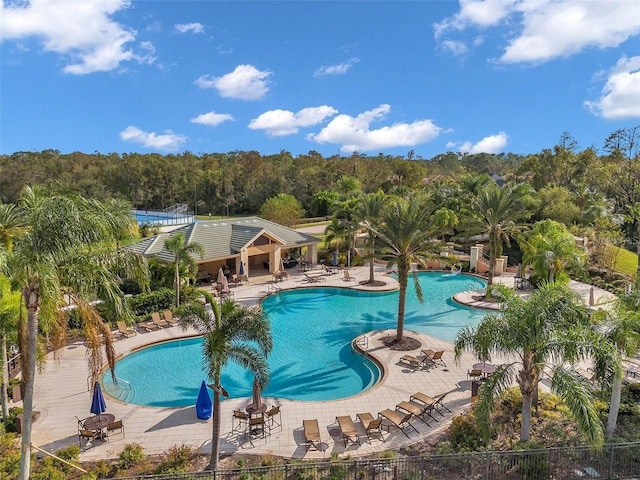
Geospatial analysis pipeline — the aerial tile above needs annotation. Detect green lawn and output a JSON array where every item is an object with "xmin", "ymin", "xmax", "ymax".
[{"xmin": 612, "ymin": 245, "xmax": 638, "ymax": 276}]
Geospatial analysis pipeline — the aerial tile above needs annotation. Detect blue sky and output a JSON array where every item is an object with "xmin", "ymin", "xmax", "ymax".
[{"xmin": 1, "ymin": 1, "xmax": 640, "ymax": 159}]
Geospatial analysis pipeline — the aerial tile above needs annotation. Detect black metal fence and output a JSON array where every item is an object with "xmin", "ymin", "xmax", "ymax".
[{"xmin": 109, "ymin": 441, "xmax": 640, "ymax": 480}]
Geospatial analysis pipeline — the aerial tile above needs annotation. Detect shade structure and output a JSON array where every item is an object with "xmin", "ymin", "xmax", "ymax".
[
  {"xmin": 589, "ymin": 287, "xmax": 595, "ymax": 307},
  {"xmin": 251, "ymin": 377, "xmax": 262, "ymax": 411},
  {"xmin": 332, "ymin": 251, "xmax": 338, "ymax": 266},
  {"xmin": 239, "ymin": 261, "xmax": 245, "ymax": 276},
  {"xmin": 90, "ymin": 382, "xmax": 107, "ymax": 416},
  {"xmin": 196, "ymin": 380, "xmax": 212, "ymax": 420}
]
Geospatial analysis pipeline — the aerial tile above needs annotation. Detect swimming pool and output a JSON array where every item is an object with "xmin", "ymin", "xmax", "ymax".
[{"xmin": 103, "ymin": 272, "xmax": 486, "ymax": 407}]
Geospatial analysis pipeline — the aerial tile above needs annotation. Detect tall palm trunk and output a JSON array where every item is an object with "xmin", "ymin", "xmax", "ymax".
[
  {"xmin": 487, "ymin": 231, "xmax": 498, "ymax": 286},
  {"xmin": 209, "ymin": 389, "xmax": 221, "ymax": 470},
  {"xmin": 1, "ymin": 333, "xmax": 9, "ymax": 422},
  {"xmin": 606, "ymin": 375, "xmax": 623, "ymax": 439},
  {"xmin": 396, "ymin": 259, "xmax": 409, "ymax": 342},
  {"xmin": 19, "ymin": 289, "xmax": 39, "ymax": 480},
  {"xmin": 368, "ymin": 257, "xmax": 375, "ymax": 284},
  {"xmin": 521, "ymin": 393, "xmax": 533, "ymax": 441},
  {"xmin": 174, "ymin": 260, "xmax": 181, "ymax": 307},
  {"xmin": 636, "ymin": 222, "xmax": 640, "ymax": 288}
]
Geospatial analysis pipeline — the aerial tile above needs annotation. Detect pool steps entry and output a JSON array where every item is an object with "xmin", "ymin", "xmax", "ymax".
[{"xmin": 102, "ymin": 373, "xmax": 135, "ymax": 403}]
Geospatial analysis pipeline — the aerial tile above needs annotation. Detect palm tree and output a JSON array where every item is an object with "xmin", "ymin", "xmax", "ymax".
[
  {"xmin": 355, "ymin": 192, "xmax": 388, "ymax": 284},
  {"xmin": 464, "ymin": 183, "xmax": 527, "ymax": 286},
  {"xmin": 177, "ymin": 297, "xmax": 272, "ymax": 471},
  {"xmin": 0, "ymin": 203, "xmax": 29, "ymax": 252},
  {"xmin": 367, "ymin": 196, "xmax": 439, "ymax": 343},
  {"xmin": 5, "ymin": 186, "xmax": 145, "ymax": 480},
  {"xmin": 454, "ymin": 282, "xmax": 618, "ymax": 444},
  {"xmin": 596, "ymin": 291, "xmax": 640, "ymax": 439},
  {"xmin": 0, "ymin": 275, "xmax": 22, "ymax": 424},
  {"xmin": 324, "ymin": 218, "xmax": 348, "ymax": 265},
  {"xmin": 626, "ymin": 203, "xmax": 640, "ymax": 287},
  {"xmin": 164, "ymin": 232, "xmax": 205, "ymax": 307},
  {"xmin": 520, "ymin": 219, "xmax": 586, "ymax": 283}
]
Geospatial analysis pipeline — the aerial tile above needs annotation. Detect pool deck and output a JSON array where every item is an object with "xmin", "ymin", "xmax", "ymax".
[{"xmin": 27, "ymin": 266, "xmax": 615, "ymax": 462}]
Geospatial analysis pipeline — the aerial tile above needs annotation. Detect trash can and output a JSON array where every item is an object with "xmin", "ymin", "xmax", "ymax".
[
  {"xmin": 15, "ymin": 413, "xmax": 23, "ymax": 434},
  {"xmin": 471, "ymin": 380, "xmax": 481, "ymax": 398}
]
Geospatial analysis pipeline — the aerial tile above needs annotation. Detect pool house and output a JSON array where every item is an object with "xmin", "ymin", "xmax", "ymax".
[{"xmin": 127, "ymin": 217, "xmax": 320, "ymax": 282}]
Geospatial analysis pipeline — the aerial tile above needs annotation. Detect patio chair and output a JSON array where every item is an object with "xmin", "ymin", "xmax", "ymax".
[
  {"xmin": 336, "ymin": 415, "xmax": 360, "ymax": 447},
  {"xmin": 232, "ymin": 410, "xmax": 249, "ymax": 433},
  {"xmin": 265, "ymin": 405, "xmax": 282, "ymax": 432},
  {"xmin": 116, "ymin": 321, "xmax": 137, "ymax": 338},
  {"xmin": 162, "ymin": 310, "xmax": 179, "ymax": 326},
  {"xmin": 303, "ymin": 419, "xmax": 322, "ymax": 451},
  {"xmin": 151, "ymin": 311, "xmax": 169, "ymax": 328},
  {"xmin": 78, "ymin": 429, "xmax": 100, "ymax": 448},
  {"xmin": 396, "ymin": 400, "xmax": 434, "ymax": 426},
  {"xmin": 399, "ymin": 354, "xmax": 425, "ymax": 370},
  {"xmin": 304, "ymin": 273, "xmax": 324, "ymax": 283},
  {"xmin": 357, "ymin": 412, "xmax": 384, "ymax": 442},
  {"xmin": 106, "ymin": 419, "xmax": 124, "ymax": 441},
  {"xmin": 378, "ymin": 409, "xmax": 418, "ymax": 437},
  {"xmin": 467, "ymin": 368, "xmax": 483, "ymax": 381},
  {"xmin": 248, "ymin": 416, "xmax": 266, "ymax": 442},
  {"xmin": 343, "ymin": 270, "xmax": 355, "ymax": 281}
]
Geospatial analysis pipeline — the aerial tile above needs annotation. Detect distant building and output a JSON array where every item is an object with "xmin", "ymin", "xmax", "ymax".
[{"xmin": 490, "ymin": 173, "xmax": 505, "ymax": 186}]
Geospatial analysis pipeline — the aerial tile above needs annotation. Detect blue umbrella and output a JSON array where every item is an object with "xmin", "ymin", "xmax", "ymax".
[
  {"xmin": 332, "ymin": 251, "xmax": 338, "ymax": 266},
  {"xmin": 195, "ymin": 380, "xmax": 212, "ymax": 420},
  {"xmin": 239, "ymin": 261, "xmax": 245, "ymax": 276},
  {"xmin": 90, "ymin": 382, "xmax": 107, "ymax": 416}
]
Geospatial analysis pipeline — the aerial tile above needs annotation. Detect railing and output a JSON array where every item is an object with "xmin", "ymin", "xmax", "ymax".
[
  {"xmin": 107, "ymin": 442, "xmax": 640, "ymax": 480},
  {"xmin": 163, "ymin": 203, "xmax": 189, "ymax": 214},
  {"xmin": 101, "ymin": 373, "xmax": 134, "ymax": 403}
]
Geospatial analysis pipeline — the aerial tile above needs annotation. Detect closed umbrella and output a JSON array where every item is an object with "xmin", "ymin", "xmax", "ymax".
[
  {"xmin": 195, "ymin": 380, "xmax": 212, "ymax": 420},
  {"xmin": 239, "ymin": 261, "xmax": 245, "ymax": 276},
  {"xmin": 251, "ymin": 377, "xmax": 262, "ymax": 412},
  {"xmin": 217, "ymin": 267, "xmax": 225, "ymax": 284},
  {"xmin": 332, "ymin": 251, "xmax": 338, "ymax": 267},
  {"xmin": 90, "ymin": 382, "xmax": 107, "ymax": 417},
  {"xmin": 221, "ymin": 276, "xmax": 230, "ymax": 294}
]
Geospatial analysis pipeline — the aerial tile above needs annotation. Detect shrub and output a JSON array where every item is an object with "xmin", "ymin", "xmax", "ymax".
[
  {"xmin": 155, "ymin": 444, "xmax": 195, "ymax": 474},
  {"xmin": 118, "ymin": 443, "xmax": 146, "ymax": 470},
  {"xmin": 514, "ymin": 441, "xmax": 550, "ymax": 480},
  {"xmin": 128, "ymin": 289, "xmax": 174, "ymax": 317},
  {"xmin": 448, "ymin": 412, "xmax": 486, "ymax": 452}
]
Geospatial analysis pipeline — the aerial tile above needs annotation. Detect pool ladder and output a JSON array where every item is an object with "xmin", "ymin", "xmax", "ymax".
[
  {"xmin": 101, "ymin": 374, "xmax": 134, "ymax": 403},
  {"xmin": 355, "ymin": 335, "xmax": 369, "ymax": 349}
]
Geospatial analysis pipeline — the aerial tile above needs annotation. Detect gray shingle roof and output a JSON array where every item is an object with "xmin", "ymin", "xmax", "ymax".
[{"xmin": 127, "ymin": 216, "xmax": 318, "ymax": 263}]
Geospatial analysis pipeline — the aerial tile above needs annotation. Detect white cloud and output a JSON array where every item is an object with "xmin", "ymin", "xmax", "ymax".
[
  {"xmin": 435, "ymin": 0, "xmax": 640, "ymax": 64},
  {"xmin": 585, "ymin": 56, "xmax": 640, "ymax": 120},
  {"xmin": 457, "ymin": 132, "xmax": 509, "ymax": 154},
  {"xmin": 249, "ymin": 106, "xmax": 338, "ymax": 137},
  {"xmin": 175, "ymin": 23, "xmax": 204, "ymax": 34},
  {"xmin": 195, "ymin": 64, "xmax": 271, "ymax": 101},
  {"xmin": 308, "ymin": 104, "xmax": 441, "ymax": 153},
  {"xmin": 120, "ymin": 126, "xmax": 186, "ymax": 151},
  {"xmin": 314, "ymin": 58, "xmax": 360, "ymax": 77},
  {"xmin": 190, "ymin": 111, "xmax": 235, "ymax": 126},
  {"xmin": 440, "ymin": 40, "xmax": 468, "ymax": 56},
  {"xmin": 0, "ymin": 0, "xmax": 153, "ymax": 75}
]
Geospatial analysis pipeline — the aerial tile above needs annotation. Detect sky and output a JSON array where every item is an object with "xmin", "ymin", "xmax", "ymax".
[{"xmin": 1, "ymin": 0, "xmax": 640, "ymax": 159}]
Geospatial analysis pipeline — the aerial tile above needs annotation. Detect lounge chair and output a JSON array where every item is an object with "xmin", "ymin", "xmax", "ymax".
[
  {"xmin": 162, "ymin": 310, "xmax": 179, "ymax": 326},
  {"xmin": 433, "ymin": 392, "xmax": 452, "ymax": 414},
  {"xmin": 396, "ymin": 400, "xmax": 435, "ymax": 426},
  {"xmin": 378, "ymin": 409, "xmax": 418, "ymax": 437},
  {"xmin": 467, "ymin": 368, "xmax": 483, "ymax": 381},
  {"xmin": 399, "ymin": 354, "xmax": 425, "ymax": 370},
  {"xmin": 136, "ymin": 320, "xmax": 158, "ymax": 332},
  {"xmin": 576, "ymin": 368, "xmax": 597, "ymax": 383},
  {"xmin": 357, "ymin": 412, "xmax": 384, "ymax": 441},
  {"xmin": 304, "ymin": 273, "xmax": 324, "ymax": 283},
  {"xmin": 303, "ymin": 419, "xmax": 322, "ymax": 451},
  {"xmin": 409, "ymin": 392, "xmax": 440, "ymax": 421},
  {"xmin": 151, "ymin": 311, "xmax": 169, "ymax": 328},
  {"xmin": 343, "ymin": 269, "xmax": 355, "ymax": 281},
  {"xmin": 422, "ymin": 349, "xmax": 446, "ymax": 367},
  {"xmin": 336, "ymin": 415, "xmax": 360, "ymax": 447},
  {"xmin": 116, "ymin": 321, "xmax": 136, "ymax": 338}
]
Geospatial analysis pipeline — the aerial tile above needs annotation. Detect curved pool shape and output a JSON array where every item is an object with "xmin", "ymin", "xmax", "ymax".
[{"xmin": 104, "ymin": 272, "xmax": 486, "ymax": 407}]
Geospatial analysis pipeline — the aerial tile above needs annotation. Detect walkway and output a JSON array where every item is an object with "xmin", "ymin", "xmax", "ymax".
[{"xmin": 26, "ymin": 266, "xmax": 615, "ymax": 462}]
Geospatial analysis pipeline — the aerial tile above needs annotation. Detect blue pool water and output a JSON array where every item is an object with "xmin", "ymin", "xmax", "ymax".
[{"xmin": 104, "ymin": 272, "xmax": 486, "ymax": 407}]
